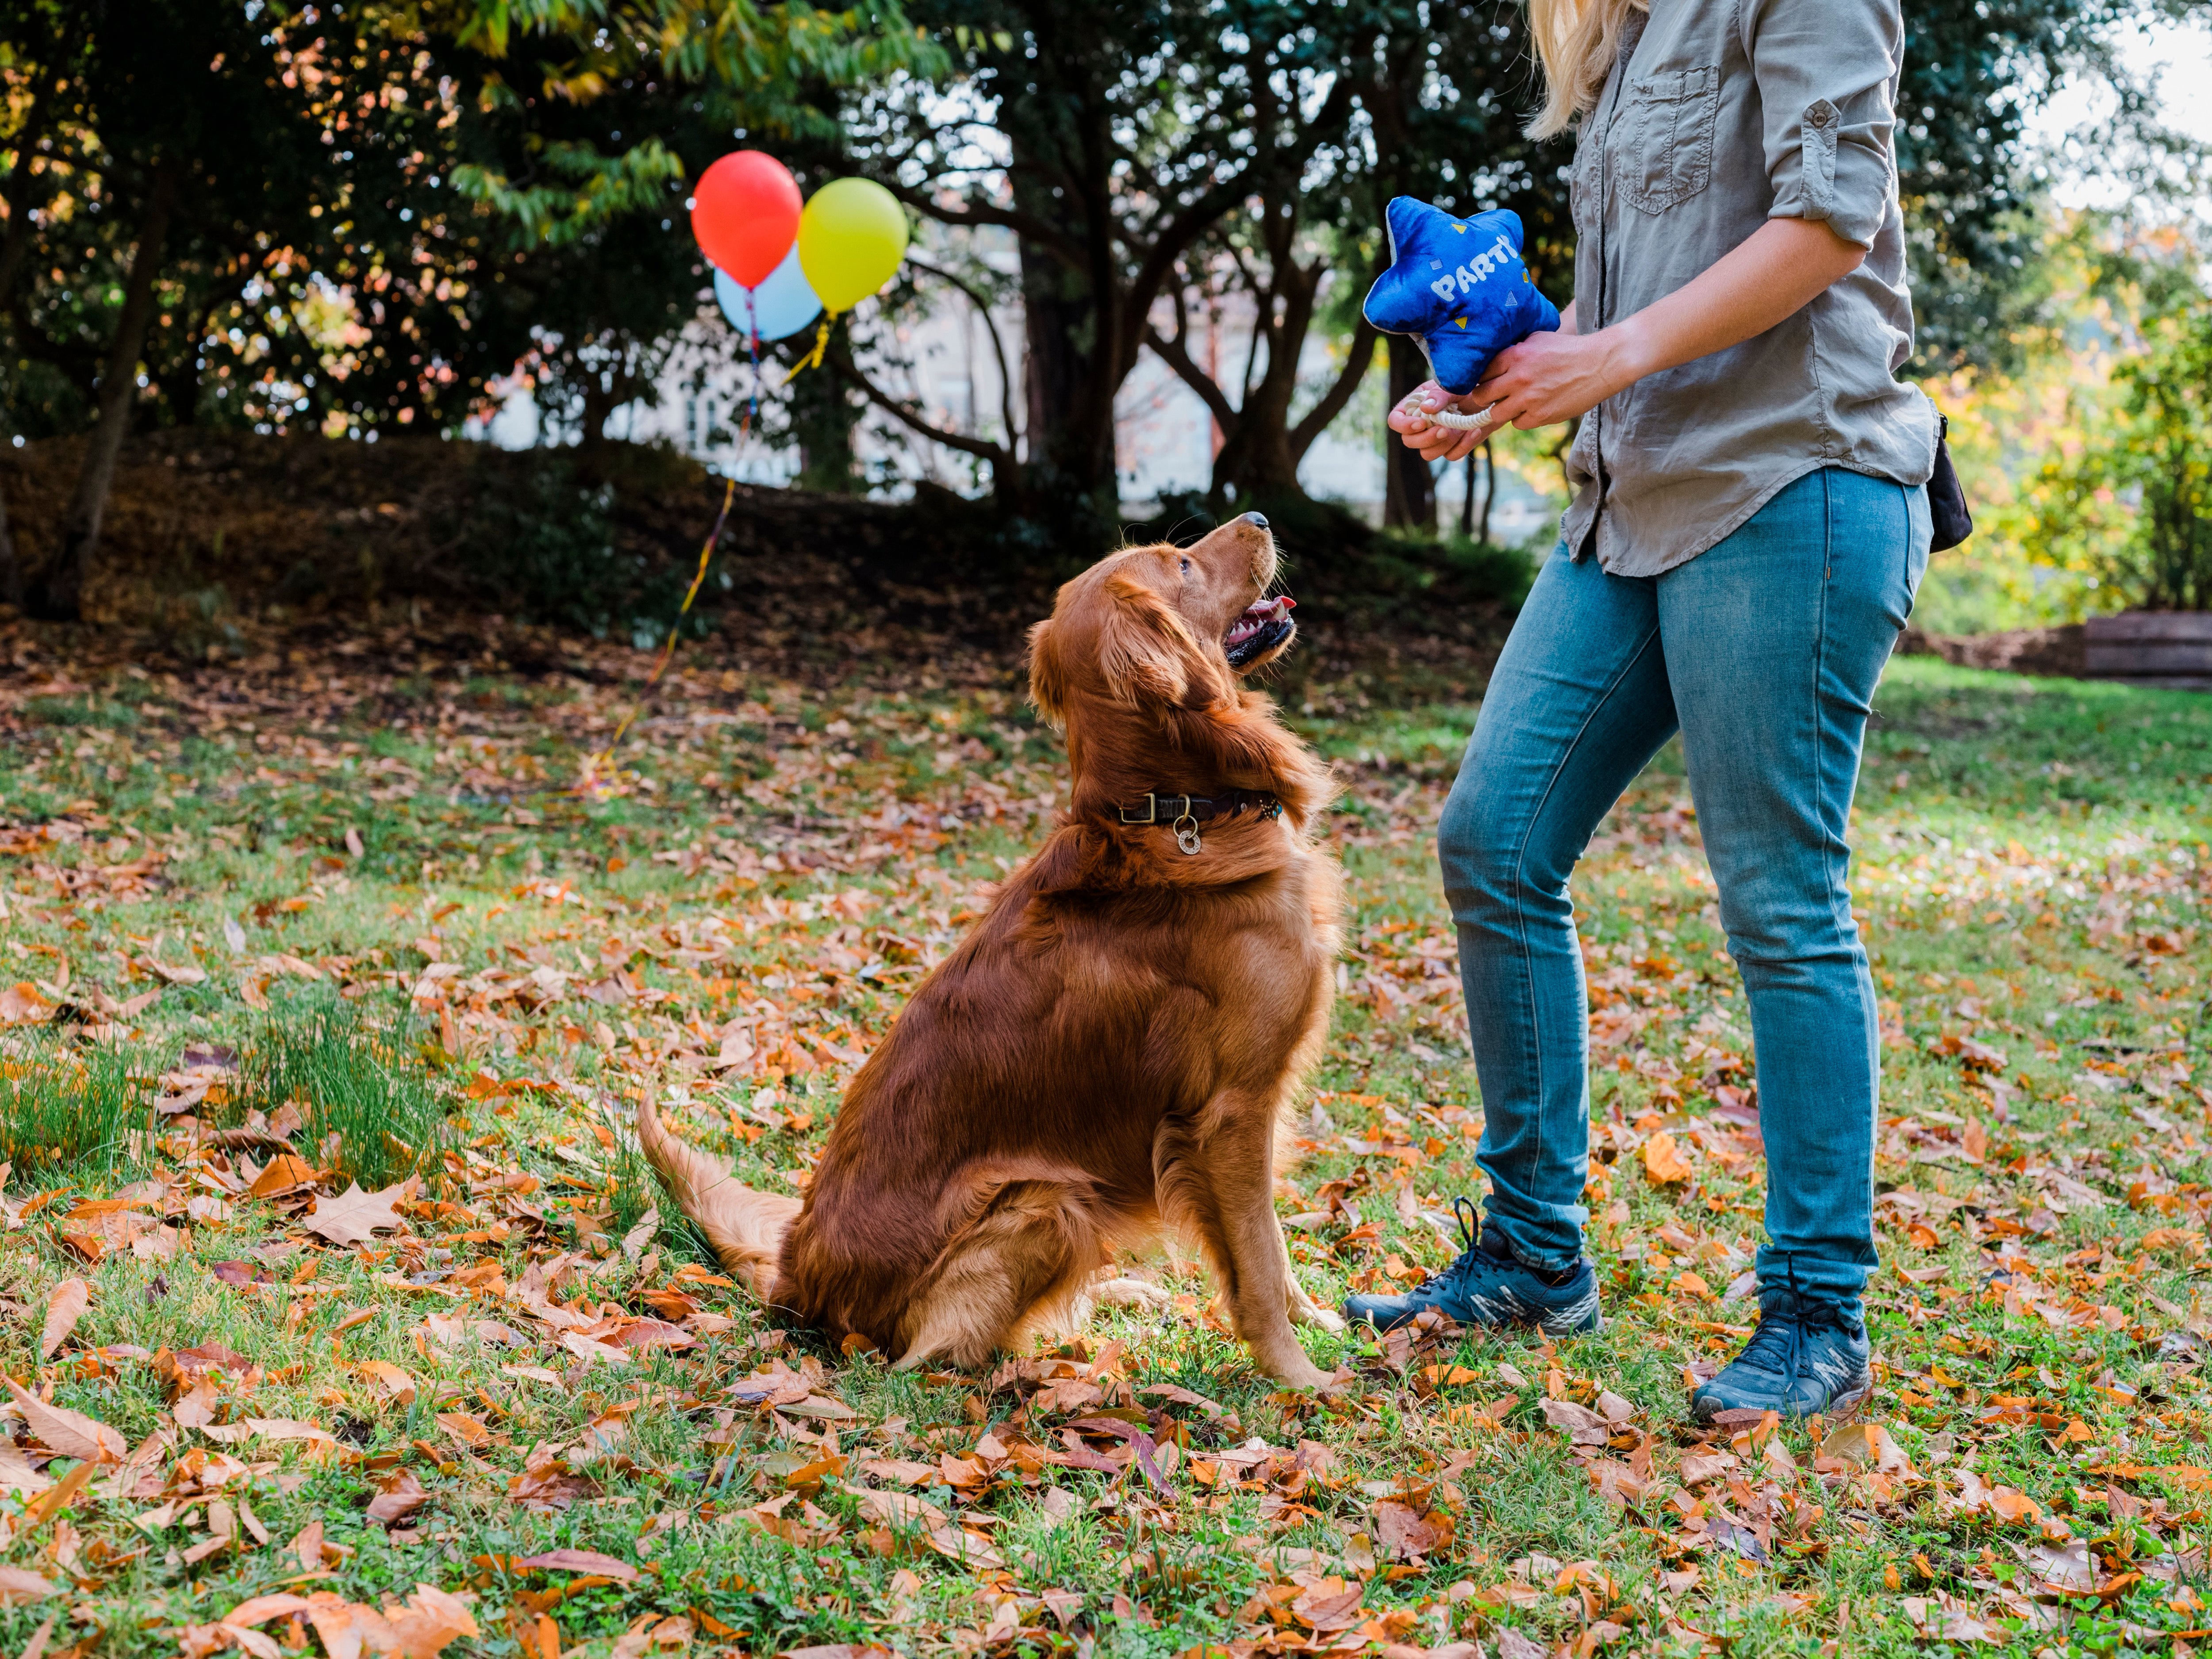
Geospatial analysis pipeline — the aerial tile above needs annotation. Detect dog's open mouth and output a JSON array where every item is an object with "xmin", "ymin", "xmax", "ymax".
[{"xmin": 1224, "ymin": 595, "xmax": 1295, "ymax": 669}]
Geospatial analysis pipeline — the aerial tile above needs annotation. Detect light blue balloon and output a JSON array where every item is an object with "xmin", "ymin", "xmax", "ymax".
[{"xmin": 714, "ymin": 246, "xmax": 822, "ymax": 343}]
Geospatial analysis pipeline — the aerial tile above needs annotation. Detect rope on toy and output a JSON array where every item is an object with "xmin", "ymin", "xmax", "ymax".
[
  {"xmin": 1423, "ymin": 405, "xmax": 1494, "ymax": 432},
  {"xmin": 1398, "ymin": 393, "xmax": 1496, "ymax": 434}
]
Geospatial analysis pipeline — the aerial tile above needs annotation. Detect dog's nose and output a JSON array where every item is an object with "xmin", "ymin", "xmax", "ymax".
[{"xmin": 1241, "ymin": 511, "xmax": 1269, "ymax": 529}]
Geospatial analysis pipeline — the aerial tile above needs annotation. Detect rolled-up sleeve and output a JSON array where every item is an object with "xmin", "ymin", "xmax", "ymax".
[{"xmin": 1743, "ymin": 0, "xmax": 1900, "ymax": 248}]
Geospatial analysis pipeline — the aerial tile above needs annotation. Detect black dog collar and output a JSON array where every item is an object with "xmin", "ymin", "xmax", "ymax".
[{"xmin": 1115, "ymin": 791, "xmax": 1283, "ymax": 855}]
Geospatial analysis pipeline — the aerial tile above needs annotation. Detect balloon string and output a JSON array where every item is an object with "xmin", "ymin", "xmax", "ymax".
[
  {"xmin": 783, "ymin": 314, "xmax": 834, "ymax": 384},
  {"xmin": 741, "ymin": 292, "xmax": 761, "ymax": 442},
  {"xmin": 573, "ymin": 477, "xmax": 737, "ymax": 799}
]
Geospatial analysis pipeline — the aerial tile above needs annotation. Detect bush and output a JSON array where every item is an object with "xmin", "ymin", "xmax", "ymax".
[
  {"xmin": 458, "ymin": 455, "xmax": 714, "ymax": 639},
  {"xmin": 2032, "ymin": 303, "xmax": 2212, "ymax": 612}
]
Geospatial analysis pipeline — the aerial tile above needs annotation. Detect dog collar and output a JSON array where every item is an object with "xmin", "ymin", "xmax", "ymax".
[{"xmin": 1115, "ymin": 791, "xmax": 1283, "ymax": 856}]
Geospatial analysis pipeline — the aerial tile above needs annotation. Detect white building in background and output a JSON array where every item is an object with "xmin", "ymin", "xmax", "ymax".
[{"xmin": 474, "ymin": 227, "xmax": 1555, "ymax": 545}]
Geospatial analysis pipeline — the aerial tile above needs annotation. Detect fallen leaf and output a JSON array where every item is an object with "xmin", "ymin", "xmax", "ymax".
[
  {"xmin": 0, "ymin": 1567, "xmax": 61, "ymax": 1604},
  {"xmin": 1537, "ymin": 1397, "xmax": 1612, "ymax": 1445},
  {"xmin": 514, "ymin": 1549, "xmax": 640, "ymax": 1582},
  {"xmin": 366, "ymin": 1469, "xmax": 432, "ymax": 1525},
  {"xmin": 302, "ymin": 1181, "xmax": 408, "ymax": 1248},
  {"xmin": 357, "ymin": 1360, "xmax": 419, "ymax": 1405},
  {"xmin": 435, "ymin": 1411, "xmax": 490, "ymax": 1449},
  {"xmin": 249, "ymin": 1153, "xmax": 320, "ymax": 1197},
  {"xmin": 39, "ymin": 1278, "xmax": 89, "ymax": 1359},
  {"xmin": 1643, "ymin": 1133, "xmax": 1694, "ymax": 1185},
  {"xmin": 223, "ymin": 1594, "xmax": 317, "ymax": 1630},
  {"xmin": 1290, "ymin": 1578, "xmax": 1366, "ymax": 1632},
  {"xmin": 5, "ymin": 1377, "xmax": 128, "ymax": 1463}
]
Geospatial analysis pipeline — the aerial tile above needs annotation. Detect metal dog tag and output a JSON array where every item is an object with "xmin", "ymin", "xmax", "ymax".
[{"xmin": 1174, "ymin": 814, "xmax": 1202, "ymax": 856}]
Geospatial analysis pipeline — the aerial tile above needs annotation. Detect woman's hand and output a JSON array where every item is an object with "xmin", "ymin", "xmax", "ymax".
[
  {"xmin": 1389, "ymin": 331, "xmax": 1631, "ymax": 461},
  {"xmin": 1389, "ymin": 218, "xmax": 1868, "ymax": 460}
]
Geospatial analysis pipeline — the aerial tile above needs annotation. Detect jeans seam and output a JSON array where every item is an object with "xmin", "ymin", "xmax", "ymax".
[{"xmin": 1500, "ymin": 614, "xmax": 1665, "ymax": 1266}]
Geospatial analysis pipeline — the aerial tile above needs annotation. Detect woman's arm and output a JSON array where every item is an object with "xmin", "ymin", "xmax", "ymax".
[{"xmin": 1390, "ymin": 217, "xmax": 1865, "ymax": 462}]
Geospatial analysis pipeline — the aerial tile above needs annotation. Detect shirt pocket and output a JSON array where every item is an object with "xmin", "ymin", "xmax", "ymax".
[{"xmin": 1620, "ymin": 65, "xmax": 1720, "ymax": 215}]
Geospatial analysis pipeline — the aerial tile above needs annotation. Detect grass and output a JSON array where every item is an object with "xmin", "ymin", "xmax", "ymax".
[
  {"xmin": 241, "ymin": 1002, "xmax": 453, "ymax": 1189},
  {"xmin": 0, "ymin": 1037, "xmax": 152, "ymax": 1183},
  {"xmin": 0, "ymin": 621, "xmax": 2205, "ymax": 1659}
]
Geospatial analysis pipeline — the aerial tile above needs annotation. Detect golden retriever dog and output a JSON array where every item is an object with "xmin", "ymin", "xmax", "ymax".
[{"xmin": 638, "ymin": 511, "xmax": 1344, "ymax": 1386}]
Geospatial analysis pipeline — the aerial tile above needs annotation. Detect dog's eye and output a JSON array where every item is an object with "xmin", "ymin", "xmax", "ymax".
[{"xmin": 1179, "ymin": 557, "xmax": 1191, "ymax": 575}]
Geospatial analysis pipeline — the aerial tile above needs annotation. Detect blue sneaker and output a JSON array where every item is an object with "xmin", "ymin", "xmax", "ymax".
[
  {"xmin": 1341, "ymin": 1198, "xmax": 1603, "ymax": 1335},
  {"xmin": 1689, "ymin": 1286, "xmax": 1871, "ymax": 1422}
]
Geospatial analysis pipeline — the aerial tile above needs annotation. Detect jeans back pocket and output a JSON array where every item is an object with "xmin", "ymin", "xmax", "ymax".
[{"xmin": 1622, "ymin": 66, "xmax": 1720, "ymax": 215}]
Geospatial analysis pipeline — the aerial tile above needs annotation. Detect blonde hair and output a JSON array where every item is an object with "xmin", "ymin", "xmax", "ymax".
[{"xmin": 1524, "ymin": 0, "xmax": 1649, "ymax": 139}]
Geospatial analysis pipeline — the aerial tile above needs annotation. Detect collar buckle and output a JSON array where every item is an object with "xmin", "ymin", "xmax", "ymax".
[{"xmin": 1120, "ymin": 793, "xmax": 1194, "ymax": 826}]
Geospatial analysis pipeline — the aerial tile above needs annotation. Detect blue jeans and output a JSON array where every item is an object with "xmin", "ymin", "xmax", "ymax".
[{"xmin": 1438, "ymin": 467, "xmax": 1931, "ymax": 1318}]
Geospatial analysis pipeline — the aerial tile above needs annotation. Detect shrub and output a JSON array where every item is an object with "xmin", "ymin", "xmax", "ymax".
[{"xmin": 2033, "ymin": 303, "xmax": 2212, "ymax": 612}]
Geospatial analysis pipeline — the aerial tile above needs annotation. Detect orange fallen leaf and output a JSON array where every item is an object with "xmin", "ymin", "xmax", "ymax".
[
  {"xmin": 356, "ymin": 1361, "xmax": 419, "ymax": 1405},
  {"xmin": 1643, "ymin": 1133, "xmax": 1694, "ymax": 1185},
  {"xmin": 249, "ymin": 1154, "xmax": 320, "ymax": 1197}
]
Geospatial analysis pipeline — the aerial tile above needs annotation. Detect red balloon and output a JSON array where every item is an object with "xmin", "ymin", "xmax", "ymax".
[{"xmin": 691, "ymin": 151, "xmax": 802, "ymax": 289}]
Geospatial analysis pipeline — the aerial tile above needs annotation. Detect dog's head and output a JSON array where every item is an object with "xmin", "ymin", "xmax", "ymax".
[{"xmin": 1026, "ymin": 513, "xmax": 1293, "ymax": 724}]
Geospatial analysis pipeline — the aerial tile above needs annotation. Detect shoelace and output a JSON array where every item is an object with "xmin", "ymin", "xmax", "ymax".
[
  {"xmin": 1407, "ymin": 1197, "xmax": 1493, "ymax": 1301},
  {"xmin": 1735, "ymin": 1263, "xmax": 1849, "ymax": 1394}
]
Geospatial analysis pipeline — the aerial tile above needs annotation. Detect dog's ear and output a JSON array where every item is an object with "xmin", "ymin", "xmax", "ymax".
[
  {"xmin": 1026, "ymin": 618, "xmax": 1068, "ymax": 726},
  {"xmin": 1098, "ymin": 572, "xmax": 1226, "ymax": 709}
]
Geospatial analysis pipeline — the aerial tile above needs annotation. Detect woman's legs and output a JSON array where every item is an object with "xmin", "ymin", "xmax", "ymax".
[
  {"xmin": 1658, "ymin": 468, "xmax": 1930, "ymax": 1321},
  {"xmin": 1437, "ymin": 545, "xmax": 1679, "ymax": 1273}
]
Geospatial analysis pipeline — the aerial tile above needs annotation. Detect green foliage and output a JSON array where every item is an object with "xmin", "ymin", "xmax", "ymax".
[
  {"xmin": 0, "ymin": 1038, "xmax": 149, "ymax": 1184},
  {"xmin": 2033, "ymin": 302, "xmax": 2212, "ymax": 611},
  {"xmin": 243, "ymin": 1006, "xmax": 449, "ymax": 1190}
]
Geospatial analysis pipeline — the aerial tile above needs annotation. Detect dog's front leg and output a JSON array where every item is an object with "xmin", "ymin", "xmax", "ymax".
[{"xmin": 1160, "ymin": 1103, "xmax": 1332, "ymax": 1390}]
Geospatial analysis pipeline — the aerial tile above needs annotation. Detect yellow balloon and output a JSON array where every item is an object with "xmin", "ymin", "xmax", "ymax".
[{"xmin": 796, "ymin": 178, "xmax": 910, "ymax": 314}]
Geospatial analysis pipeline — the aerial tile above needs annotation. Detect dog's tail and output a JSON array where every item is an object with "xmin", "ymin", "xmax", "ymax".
[{"xmin": 637, "ymin": 1093, "xmax": 800, "ymax": 1301}]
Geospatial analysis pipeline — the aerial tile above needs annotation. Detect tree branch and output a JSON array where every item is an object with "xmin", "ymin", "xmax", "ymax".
[
  {"xmin": 906, "ymin": 256, "xmax": 1021, "ymax": 454},
  {"xmin": 1141, "ymin": 320, "xmax": 1239, "ymax": 434},
  {"xmin": 883, "ymin": 181, "xmax": 1085, "ymax": 266},
  {"xmin": 1289, "ymin": 318, "xmax": 1380, "ymax": 463},
  {"xmin": 824, "ymin": 347, "xmax": 1018, "ymax": 472}
]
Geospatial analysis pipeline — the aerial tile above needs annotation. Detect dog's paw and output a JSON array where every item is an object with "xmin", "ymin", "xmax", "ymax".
[
  {"xmin": 1268, "ymin": 1352, "xmax": 1332, "ymax": 1390},
  {"xmin": 1090, "ymin": 1276, "xmax": 1173, "ymax": 1312},
  {"xmin": 1295, "ymin": 1304, "xmax": 1346, "ymax": 1334}
]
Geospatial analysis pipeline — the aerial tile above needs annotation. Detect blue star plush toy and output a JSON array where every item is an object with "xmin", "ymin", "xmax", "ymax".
[{"xmin": 1363, "ymin": 198, "xmax": 1559, "ymax": 396}]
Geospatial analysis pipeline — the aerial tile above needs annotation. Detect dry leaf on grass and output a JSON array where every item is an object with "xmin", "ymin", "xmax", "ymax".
[
  {"xmin": 38, "ymin": 1277, "xmax": 89, "ymax": 1359},
  {"xmin": 5, "ymin": 1377, "xmax": 127, "ymax": 1463},
  {"xmin": 305, "ymin": 1586, "xmax": 478, "ymax": 1659},
  {"xmin": 302, "ymin": 1181, "xmax": 408, "ymax": 1247},
  {"xmin": 366, "ymin": 1470, "xmax": 433, "ymax": 1526},
  {"xmin": 248, "ymin": 1154, "xmax": 320, "ymax": 1197},
  {"xmin": 0, "ymin": 1566, "xmax": 61, "ymax": 1603},
  {"xmin": 513, "ymin": 1548, "xmax": 640, "ymax": 1582},
  {"xmin": 1643, "ymin": 1133, "xmax": 1694, "ymax": 1185},
  {"xmin": 356, "ymin": 1360, "xmax": 419, "ymax": 1405}
]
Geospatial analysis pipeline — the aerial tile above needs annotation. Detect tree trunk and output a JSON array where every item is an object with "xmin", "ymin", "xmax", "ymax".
[
  {"xmin": 1382, "ymin": 335, "xmax": 1436, "ymax": 531},
  {"xmin": 1018, "ymin": 234, "xmax": 1118, "ymax": 518},
  {"xmin": 1478, "ymin": 439, "xmax": 1495, "ymax": 546},
  {"xmin": 26, "ymin": 163, "xmax": 180, "ymax": 622},
  {"xmin": 790, "ymin": 354, "xmax": 860, "ymax": 493}
]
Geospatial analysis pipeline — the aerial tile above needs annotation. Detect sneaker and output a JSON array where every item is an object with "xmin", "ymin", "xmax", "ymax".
[
  {"xmin": 1341, "ymin": 1198, "xmax": 1602, "ymax": 1335},
  {"xmin": 1689, "ymin": 1286, "xmax": 1871, "ymax": 1422}
]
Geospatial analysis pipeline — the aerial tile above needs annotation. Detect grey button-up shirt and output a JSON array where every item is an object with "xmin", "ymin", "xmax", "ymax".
[{"xmin": 1559, "ymin": 0, "xmax": 1938, "ymax": 576}]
